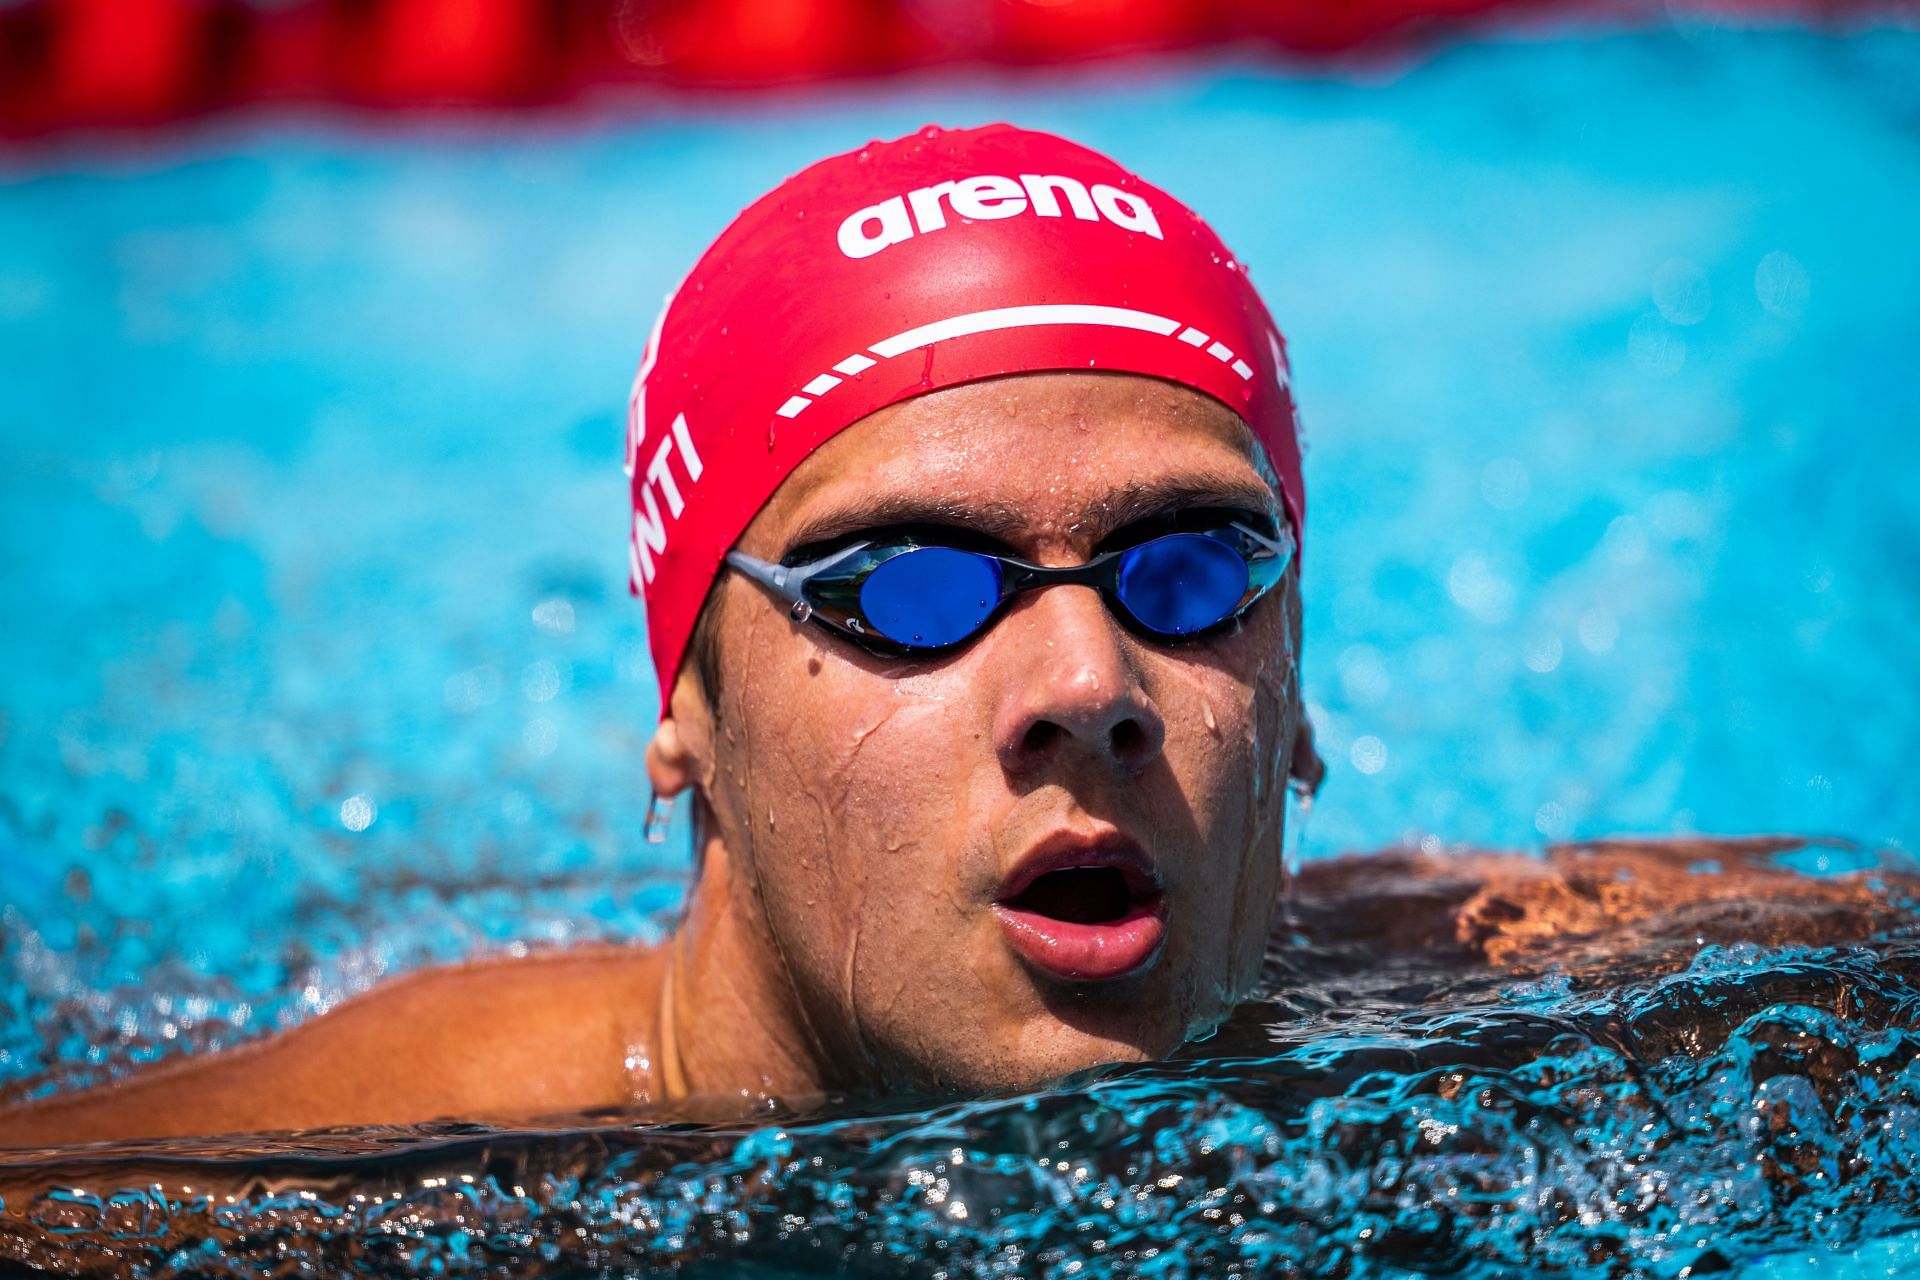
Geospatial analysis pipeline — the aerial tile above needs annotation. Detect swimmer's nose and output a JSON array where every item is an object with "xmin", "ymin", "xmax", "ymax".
[{"xmin": 991, "ymin": 583, "xmax": 1166, "ymax": 777}]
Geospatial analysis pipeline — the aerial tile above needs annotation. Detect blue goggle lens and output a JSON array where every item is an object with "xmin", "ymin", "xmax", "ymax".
[
  {"xmin": 1115, "ymin": 532, "xmax": 1251, "ymax": 636},
  {"xmin": 859, "ymin": 546, "xmax": 1004, "ymax": 649}
]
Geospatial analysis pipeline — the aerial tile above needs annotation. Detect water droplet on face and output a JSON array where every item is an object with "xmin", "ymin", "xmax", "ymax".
[
  {"xmin": 789, "ymin": 599, "xmax": 813, "ymax": 622},
  {"xmin": 1288, "ymin": 772, "xmax": 1316, "ymax": 811},
  {"xmin": 643, "ymin": 791, "xmax": 674, "ymax": 843}
]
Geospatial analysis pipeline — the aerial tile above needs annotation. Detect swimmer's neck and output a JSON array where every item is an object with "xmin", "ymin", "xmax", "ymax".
[{"xmin": 653, "ymin": 829, "xmax": 845, "ymax": 1112}]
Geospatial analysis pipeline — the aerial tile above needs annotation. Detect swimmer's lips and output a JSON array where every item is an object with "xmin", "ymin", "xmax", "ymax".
[{"xmin": 992, "ymin": 836, "xmax": 1168, "ymax": 983}]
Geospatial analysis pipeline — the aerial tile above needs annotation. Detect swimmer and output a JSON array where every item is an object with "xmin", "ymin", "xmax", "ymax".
[{"xmin": 0, "ymin": 126, "xmax": 1847, "ymax": 1150}]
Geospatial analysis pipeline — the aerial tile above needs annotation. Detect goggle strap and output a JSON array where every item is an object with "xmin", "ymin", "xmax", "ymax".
[
  {"xmin": 726, "ymin": 543, "xmax": 873, "ymax": 606},
  {"xmin": 1238, "ymin": 520, "xmax": 1295, "ymax": 562}
]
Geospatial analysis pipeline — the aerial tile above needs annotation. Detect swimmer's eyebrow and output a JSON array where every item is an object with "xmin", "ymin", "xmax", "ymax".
[
  {"xmin": 783, "ymin": 475, "xmax": 1277, "ymax": 556},
  {"xmin": 1084, "ymin": 476, "xmax": 1280, "ymax": 538},
  {"xmin": 782, "ymin": 494, "xmax": 1033, "ymax": 555}
]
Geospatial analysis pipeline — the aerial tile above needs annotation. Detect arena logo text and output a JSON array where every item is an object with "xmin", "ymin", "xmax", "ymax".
[{"xmin": 836, "ymin": 173, "xmax": 1162, "ymax": 260}]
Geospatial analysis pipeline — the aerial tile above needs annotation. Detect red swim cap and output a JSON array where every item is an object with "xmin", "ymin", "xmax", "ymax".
[{"xmin": 626, "ymin": 123, "xmax": 1304, "ymax": 714}]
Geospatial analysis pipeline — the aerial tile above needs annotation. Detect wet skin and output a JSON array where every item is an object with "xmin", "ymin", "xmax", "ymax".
[
  {"xmin": 0, "ymin": 371, "xmax": 1317, "ymax": 1145},
  {"xmin": 646, "ymin": 371, "xmax": 1317, "ymax": 1099}
]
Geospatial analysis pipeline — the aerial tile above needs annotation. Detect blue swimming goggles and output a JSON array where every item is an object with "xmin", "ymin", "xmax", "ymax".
[{"xmin": 725, "ymin": 511, "xmax": 1295, "ymax": 656}]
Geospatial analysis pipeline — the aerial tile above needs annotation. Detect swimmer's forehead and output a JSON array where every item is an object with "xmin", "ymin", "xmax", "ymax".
[{"xmin": 759, "ymin": 375, "xmax": 1279, "ymax": 554}]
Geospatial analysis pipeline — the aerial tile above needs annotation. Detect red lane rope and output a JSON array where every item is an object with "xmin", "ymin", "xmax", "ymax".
[{"xmin": 0, "ymin": 0, "xmax": 1884, "ymax": 139}]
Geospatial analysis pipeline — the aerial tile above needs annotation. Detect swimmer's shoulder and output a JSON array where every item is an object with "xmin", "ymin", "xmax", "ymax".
[
  {"xmin": 285, "ymin": 942, "xmax": 671, "ymax": 1113},
  {"xmin": 0, "ymin": 942, "xmax": 668, "ymax": 1150}
]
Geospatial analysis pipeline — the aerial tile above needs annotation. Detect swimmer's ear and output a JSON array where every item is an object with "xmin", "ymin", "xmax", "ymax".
[
  {"xmin": 1286, "ymin": 713, "xmax": 1325, "ymax": 800},
  {"xmin": 645, "ymin": 718, "xmax": 693, "ymax": 798},
  {"xmin": 645, "ymin": 667, "xmax": 710, "ymax": 798}
]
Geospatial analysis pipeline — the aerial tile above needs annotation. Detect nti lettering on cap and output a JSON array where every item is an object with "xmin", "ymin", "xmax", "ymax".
[
  {"xmin": 838, "ymin": 173, "xmax": 1163, "ymax": 260},
  {"xmin": 629, "ymin": 412, "xmax": 705, "ymax": 586}
]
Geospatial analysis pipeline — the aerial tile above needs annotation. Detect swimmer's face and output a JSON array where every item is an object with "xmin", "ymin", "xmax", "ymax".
[{"xmin": 654, "ymin": 372, "xmax": 1312, "ymax": 1094}]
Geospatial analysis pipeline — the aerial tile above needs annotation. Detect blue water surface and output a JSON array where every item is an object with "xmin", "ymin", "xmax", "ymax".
[{"xmin": 0, "ymin": 19, "xmax": 1918, "ymax": 1277}]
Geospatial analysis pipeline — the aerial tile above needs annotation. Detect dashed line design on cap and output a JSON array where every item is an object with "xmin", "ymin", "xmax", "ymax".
[{"xmin": 773, "ymin": 303, "xmax": 1254, "ymax": 418}]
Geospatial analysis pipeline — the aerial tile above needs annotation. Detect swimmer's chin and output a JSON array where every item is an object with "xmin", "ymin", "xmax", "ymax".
[
  {"xmin": 914, "ymin": 1017, "xmax": 1187, "ymax": 1095},
  {"xmin": 919, "ymin": 970, "xmax": 1247, "ymax": 1093}
]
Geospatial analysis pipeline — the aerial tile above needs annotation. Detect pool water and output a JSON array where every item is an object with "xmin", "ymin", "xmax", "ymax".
[
  {"xmin": 2, "ymin": 17, "xmax": 1918, "ymax": 1278},
  {"xmin": 5, "ymin": 845, "xmax": 1920, "ymax": 1277}
]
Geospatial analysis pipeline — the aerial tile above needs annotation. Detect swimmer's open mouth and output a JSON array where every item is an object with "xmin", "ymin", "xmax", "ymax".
[
  {"xmin": 993, "ymin": 836, "xmax": 1168, "ymax": 983},
  {"xmin": 1001, "ymin": 865, "xmax": 1156, "ymax": 924}
]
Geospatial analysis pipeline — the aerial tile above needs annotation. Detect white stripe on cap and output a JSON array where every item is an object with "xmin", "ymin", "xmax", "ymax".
[{"xmin": 868, "ymin": 303, "xmax": 1180, "ymax": 359}]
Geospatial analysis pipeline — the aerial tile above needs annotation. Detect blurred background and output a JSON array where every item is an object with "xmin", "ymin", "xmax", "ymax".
[
  {"xmin": 0, "ymin": 0, "xmax": 1916, "ymax": 1096},
  {"xmin": 0, "ymin": 0, "xmax": 1845, "ymax": 131}
]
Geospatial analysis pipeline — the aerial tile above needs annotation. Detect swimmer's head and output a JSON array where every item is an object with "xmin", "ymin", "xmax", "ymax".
[{"xmin": 631, "ymin": 125, "xmax": 1319, "ymax": 1096}]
